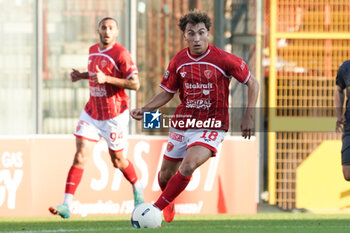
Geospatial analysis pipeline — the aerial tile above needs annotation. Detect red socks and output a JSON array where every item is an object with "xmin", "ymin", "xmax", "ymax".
[
  {"xmin": 121, "ymin": 160, "xmax": 138, "ymax": 185},
  {"xmin": 154, "ymin": 171, "xmax": 192, "ymax": 210},
  {"xmin": 65, "ymin": 166, "xmax": 84, "ymax": 194},
  {"xmin": 64, "ymin": 160, "xmax": 137, "ymax": 195}
]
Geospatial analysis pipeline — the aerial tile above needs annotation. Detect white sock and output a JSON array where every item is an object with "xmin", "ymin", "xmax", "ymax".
[
  {"xmin": 133, "ymin": 180, "xmax": 143, "ymax": 192},
  {"xmin": 63, "ymin": 193, "xmax": 74, "ymax": 208}
]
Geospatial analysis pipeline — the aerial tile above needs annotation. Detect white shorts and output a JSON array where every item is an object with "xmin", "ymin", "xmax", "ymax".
[
  {"xmin": 74, "ymin": 109, "xmax": 129, "ymax": 151},
  {"xmin": 164, "ymin": 127, "xmax": 226, "ymax": 161}
]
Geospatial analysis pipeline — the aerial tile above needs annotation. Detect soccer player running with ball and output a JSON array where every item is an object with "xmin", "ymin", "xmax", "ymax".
[
  {"xmin": 130, "ymin": 10, "xmax": 259, "ymax": 223},
  {"xmin": 49, "ymin": 17, "xmax": 144, "ymax": 219}
]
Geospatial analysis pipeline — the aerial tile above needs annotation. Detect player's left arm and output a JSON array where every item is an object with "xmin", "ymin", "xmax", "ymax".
[
  {"xmin": 240, "ymin": 74, "xmax": 259, "ymax": 139},
  {"xmin": 93, "ymin": 65, "xmax": 140, "ymax": 90}
]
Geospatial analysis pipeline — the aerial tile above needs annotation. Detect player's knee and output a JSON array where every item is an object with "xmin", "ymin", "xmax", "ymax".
[
  {"xmin": 158, "ymin": 170, "xmax": 173, "ymax": 183},
  {"xmin": 112, "ymin": 160, "xmax": 123, "ymax": 169},
  {"xmin": 112, "ymin": 157, "xmax": 128, "ymax": 170},
  {"xmin": 109, "ymin": 150, "xmax": 128, "ymax": 170},
  {"xmin": 73, "ymin": 151, "xmax": 88, "ymax": 167},
  {"xmin": 179, "ymin": 163, "xmax": 195, "ymax": 177}
]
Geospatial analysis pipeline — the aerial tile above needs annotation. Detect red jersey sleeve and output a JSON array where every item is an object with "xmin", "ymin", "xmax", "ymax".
[
  {"xmin": 117, "ymin": 50, "xmax": 138, "ymax": 79},
  {"xmin": 160, "ymin": 58, "xmax": 179, "ymax": 93},
  {"xmin": 225, "ymin": 53, "xmax": 251, "ymax": 84}
]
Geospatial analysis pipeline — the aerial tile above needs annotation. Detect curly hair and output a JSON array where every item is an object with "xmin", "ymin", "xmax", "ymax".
[{"xmin": 178, "ymin": 10, "xmax": 212, "ymax": 32}]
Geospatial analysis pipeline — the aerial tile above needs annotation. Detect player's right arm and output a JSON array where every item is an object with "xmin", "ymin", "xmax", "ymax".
[
  {"xmin": 130, "ymin": 91, "xmax": 174, "ymax": 120},
  {"xmin": 335, "ymin": 85, "xmax": 345, "ymax": 132},
  {"xmin": 70, "ymin": 68, "xmax": 89, "ymax": 82},
  {"xmin": 131, "ymin": 56, "xmax": 178, "ymax": 120}
]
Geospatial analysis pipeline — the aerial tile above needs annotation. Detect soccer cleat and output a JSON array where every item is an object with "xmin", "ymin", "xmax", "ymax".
[
  {"xmin": 49, "ymin": 203, "xmax": 70, "ymax": 219},
  {"xmin": 133, "ymin": 182, "xmax": 144, "ymax": 207},
  {"xmin": 163, "ymin": 202, "xmax": 175, "ymax": 223}
]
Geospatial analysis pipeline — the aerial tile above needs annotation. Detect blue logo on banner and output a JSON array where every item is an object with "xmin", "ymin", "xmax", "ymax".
[{"xmin": 143, "ymin": 110, "xmax": 161, "ymax": 129}]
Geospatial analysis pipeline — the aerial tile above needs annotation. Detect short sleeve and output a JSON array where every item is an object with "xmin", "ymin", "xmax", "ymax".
[
  {"xmin": 226, "ymin": 53, "xmax": 251, "ymax": 84},
  {"xmin": 118, "ymin": 50, "xmax": 138, "ymax": 79},
  {"xmin": 160, "ymin": 58, "xmax": 179, "ymax": 93}
]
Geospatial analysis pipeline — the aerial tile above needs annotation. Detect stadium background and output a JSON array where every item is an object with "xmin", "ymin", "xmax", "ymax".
[{"xmin": 0, "ymin": 0, "xmax": 349, "ymax": 217}]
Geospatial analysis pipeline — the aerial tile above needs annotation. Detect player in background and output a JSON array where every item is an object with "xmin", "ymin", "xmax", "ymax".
[
  {"xmin": 49, "ymin": 17, "xmax": 144, "ymax": 219},
  {"xmin": 131, "ymin": 10, "xmax": 259, "ymax": 222},
  {"xmin": 335, "ymin": 60, "xmax": 350, "ymax": 181}
]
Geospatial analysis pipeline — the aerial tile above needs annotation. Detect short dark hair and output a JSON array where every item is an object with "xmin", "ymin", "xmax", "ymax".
[
  {"xmin": 178, "ymin": 10, "xmax": 211, "ymax": 32},
  {"xmin": 98, "ymin": 17, "xmax": 118, "ymax": 28}
]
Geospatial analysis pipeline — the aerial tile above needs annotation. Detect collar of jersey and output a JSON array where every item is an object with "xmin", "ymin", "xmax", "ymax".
[
  {"xmin": 98, "ymin": 43, "xmax": 115, "ymax": 53},
  {"xmin": 186, "ymin": 46, "xmax": 211, "ymax": 61}
]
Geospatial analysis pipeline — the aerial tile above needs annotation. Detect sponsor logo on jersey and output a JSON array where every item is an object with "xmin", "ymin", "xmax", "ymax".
[
  {"xmin": 164, "ymin": 70, "xmax": 170, "ymax": 79},
  {"xmin": 90, "ymin": 86, "xmax": 107, "ymax": 97},
  {"xmin": 184, "ymin": 82, "xmax": 213, "ymax": 96},
  {"xmin": 180, "ymin": 72, "xmax": 187, "ymax": 78},
  {"xmin": 202, "ymin": 90, "xmax": 210, "ymax": 95},
  {"xmin": 185, "ymin": 83, "xmax": 213, "ymax": 89},
  {"xmin": 186, "ymin": 99, "xmax": 211, "ymax": 110}
]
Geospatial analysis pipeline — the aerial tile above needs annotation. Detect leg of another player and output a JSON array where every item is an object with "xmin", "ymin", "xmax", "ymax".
[
  {"xmin": 109, "ymin": 149, "xmax": 144, "ymax": 206},
  {"xmin": 154, "ymin": 145, "xmax": 212, "ymax": 222},
  {"xmin": 342, "ymin": 165, "xmax": 350, "ymax": 181},
  {"xmin": 49, "ymin": 137, "xmax": 95, "ymax": 218}
]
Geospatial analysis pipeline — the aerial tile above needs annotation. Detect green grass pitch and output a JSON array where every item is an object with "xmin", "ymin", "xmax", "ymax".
[{"xmin": 1, "ymin": 213, "xmax": 350, "ymax": 233}]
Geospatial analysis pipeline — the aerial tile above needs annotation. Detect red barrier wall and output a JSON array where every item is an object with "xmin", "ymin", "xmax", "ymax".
[{"xmin": 0, "ymin": 135, "xmax": 257, "ymax": 217}]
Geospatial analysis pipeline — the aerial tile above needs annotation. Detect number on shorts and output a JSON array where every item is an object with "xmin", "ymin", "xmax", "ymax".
[
  {"xmin": 200, "ymin": 130, "xmax": 218, "ymax": 141},
  {"xmin": 110, "ymin": 132, "xmax": 117, "ymax": 142},
  {"xmin": 110, "ymin": 132, "xmax": 123, "ymax": 142}
]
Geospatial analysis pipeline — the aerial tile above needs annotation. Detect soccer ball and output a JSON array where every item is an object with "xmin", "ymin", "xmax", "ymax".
[{"xmin": 131, "ymin": 203, "xmax": 162, "ymax": 228}]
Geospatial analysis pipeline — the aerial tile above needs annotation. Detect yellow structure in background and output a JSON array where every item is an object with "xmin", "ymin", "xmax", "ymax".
[
  {"xmin": 268, "ymin": 0, "xmax": 350, "ymax": 209},
  {"xmin": 296, "ymin": 141, "xmax": 350, "ymax": 213}
]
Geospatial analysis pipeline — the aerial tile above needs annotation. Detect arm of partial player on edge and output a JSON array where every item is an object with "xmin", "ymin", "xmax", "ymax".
[{"xmin": 335, "ymin": 85, "xmax": 345, "ymax": 133}]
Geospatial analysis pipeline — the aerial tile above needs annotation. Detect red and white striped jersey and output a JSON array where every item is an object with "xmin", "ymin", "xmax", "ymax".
[
  {"xmin": 160, "ymin": 44, "xmax": 251, "ymax": 130},
  {"xmin": 84, "ymin": 42, "xmax": 138, "ymax": 120}
]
